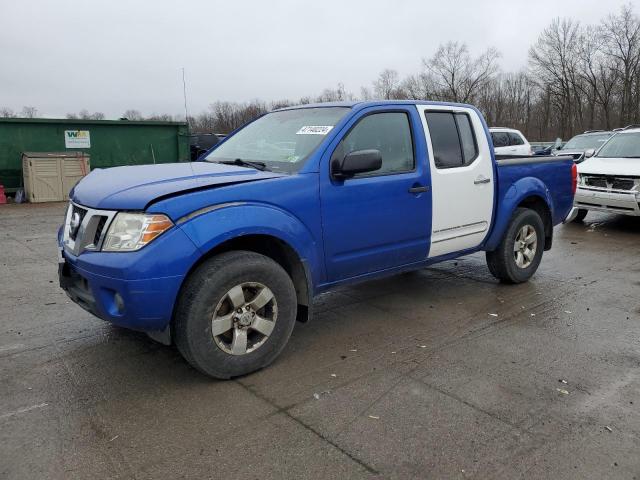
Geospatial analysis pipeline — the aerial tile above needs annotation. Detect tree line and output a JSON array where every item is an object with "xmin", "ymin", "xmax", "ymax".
[{"xmin": 2, "ymin": 5, "xmax": 638, "ymax": 141}]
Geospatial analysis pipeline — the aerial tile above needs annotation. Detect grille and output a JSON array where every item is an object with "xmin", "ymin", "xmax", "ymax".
[
  {"xmin": 584, "ymin": 176, "xmax": 637, "ymax": 191},
  {"xmin": 585, "ymin": 176, "xmax": 607, "ymax": 188},
  {"xmin": 612, "ymin": 178, "xmax": 635, "ymax": 190},
  {"xmin": 63, "ymin": 202, "xmax": 117, "ymax": 255},
  {"xmin": 93, "ymin": 216, "xmax": 108, "ymax": 246},
  {"xmin": 69, "ymin": 205, "xmax": 88, "ymax": 240}
]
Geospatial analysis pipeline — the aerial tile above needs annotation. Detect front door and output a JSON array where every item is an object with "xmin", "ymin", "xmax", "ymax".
[
  {"xmin": 320, "ymin": 106, "xmax": 431, "ymax": 282},
  {"xmin": 416, "ymin": 105, "xmax": 495, "ymax": 258}
]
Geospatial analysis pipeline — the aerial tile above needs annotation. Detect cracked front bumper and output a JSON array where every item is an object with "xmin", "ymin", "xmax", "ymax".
[{"xmin": 574, "ymin": 186, "xmax": 640, "ymax": 216}]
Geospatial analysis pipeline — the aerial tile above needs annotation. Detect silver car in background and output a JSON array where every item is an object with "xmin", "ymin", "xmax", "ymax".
[{"xmin": 554, "ymin": 130, "xmax": 613, "ymax": 161}]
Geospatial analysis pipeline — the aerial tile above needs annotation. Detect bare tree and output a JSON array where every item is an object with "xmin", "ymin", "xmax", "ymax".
[
  {"xmin": 66, "ymin": 110, "xmax": 105, "ymax": 120},
  {"xmin": 399, "ymin": 73, "xmax": 435, "ymax": 100},
  {"xmin": 270, "ymin": 100, "xmax": 293, "ymax": 110},
  {"xmin": 373, "ymin": 69, "xmax": 401, "ymax": 99},
  {"xmin": 529, "ymin": 18, "xmax": 582, "ymax": 137},
  {"xmin": 601, "ymin": 4, "xmax": 640, "ymax": 125},
  {"xmin": 122, "ymin": 109, "xmax": 143, "ymax": 121},
  {"xmin": 0, "ymin": 107, "xmax": 16, "ymax": 118},
  {"xmin": 147, "ymin": 113, "xmax": 174, "ymax": 121},
  {"xmin": 20, "ymin": 106, "xmax": 38, "ymax": 118},
  {"xmin": 359, "ymin": 86, "xmax": 373, "ymax": 101},
  {"xmin": 577, "ymin": 25, "xmax": 618, "ymax": 129},
  {"xmin": 425, "ymin": 42, "xmax": 500, "ymax": 103}
]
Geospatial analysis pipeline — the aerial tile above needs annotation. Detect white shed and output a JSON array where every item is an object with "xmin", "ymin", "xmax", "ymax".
[{"xmin": 22, "ymin": 152, "xmax": 90, "ymax": 203}]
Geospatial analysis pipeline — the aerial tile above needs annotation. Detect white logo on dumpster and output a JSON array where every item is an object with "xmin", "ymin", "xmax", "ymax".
[{"xmin": 65, "ymin": 130, "xmax": 91, "ymax": 148}]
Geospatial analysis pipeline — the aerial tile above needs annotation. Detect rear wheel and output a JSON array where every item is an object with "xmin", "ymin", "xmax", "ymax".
[
  {"xmin": 486, "ymin": 208, "xmax": 545, "ymax": 284},
  {"xmin": 573, "ymin": 209, "xmax": 588, "ymax": 222},
  {"xmin": 174, "ymin": 251, "xmax": 297, "ymax": 379}
]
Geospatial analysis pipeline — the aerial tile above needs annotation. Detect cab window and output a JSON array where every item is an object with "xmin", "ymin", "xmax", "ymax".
[{"xmin": 338, "ymin": 112, "xmax": 415, "ymax": 176}]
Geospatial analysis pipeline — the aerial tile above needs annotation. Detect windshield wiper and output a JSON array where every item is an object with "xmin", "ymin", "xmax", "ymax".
[{"xmin": 217, "ymin": 158, "xmax": 267, "ymax": 171}]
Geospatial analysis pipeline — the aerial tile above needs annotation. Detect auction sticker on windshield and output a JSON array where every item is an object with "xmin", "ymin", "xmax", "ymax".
[{"xmin": 296, "ymin": 126, "xmax": 333, "ymax": 135}]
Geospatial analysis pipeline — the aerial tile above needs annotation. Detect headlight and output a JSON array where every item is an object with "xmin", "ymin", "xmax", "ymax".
[
  {"xmin": 577, "ymin": 173, "xmax": 584, "ymax": 185},
  {"xmin": 103, "ymin": 213, "xmax": 173, "ymax": 252}
]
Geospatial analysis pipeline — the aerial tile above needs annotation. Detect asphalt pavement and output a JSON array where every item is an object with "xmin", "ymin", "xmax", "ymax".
[{"xmin": 1, "ymin": 202, "xmax": 639, "ymax": 479}]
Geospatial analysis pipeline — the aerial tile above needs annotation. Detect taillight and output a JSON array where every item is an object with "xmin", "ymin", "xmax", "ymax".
[{"xmin": 571, "ymin": 163, "xmax": 577, "ymax": 195}]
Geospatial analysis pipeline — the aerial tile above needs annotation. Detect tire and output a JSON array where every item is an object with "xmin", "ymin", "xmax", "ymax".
[
  {"xmin": 486, "ymin": 208, "xmax": 545, "ymax": 284},
  {"xmin": 174, "ymin": 250, "xmax": 297, "ymax": 379},
  {"xmin": 573, "ymin": 209, "xmax": 588, "ymax": 223}
]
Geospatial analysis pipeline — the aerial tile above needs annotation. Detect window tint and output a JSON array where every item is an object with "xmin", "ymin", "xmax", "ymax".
[
  {"xmin": 425, "ymin": 111, "xmax": 478, "ymax": 168},
  {"xmin": 508, "ymin": 132, "xmax": 524, "ymax": 146},
  {"xmin": 425, "ymin": 112, "xmax": 463, "ymax": 168},
  {"xmin": 341, "ymin": 112, "xmax": 414, "ymax": 175},
  {"xmin": 491, "ymin": 131, "xmax": 509, "ymax": 148},
  {"xmin": 455, "ymin": 113, "xmax": 478, "ymax": 163}
]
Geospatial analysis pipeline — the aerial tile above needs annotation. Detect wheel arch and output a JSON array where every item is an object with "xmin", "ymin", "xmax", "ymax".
[
  {"xmin": 485, "ymin": 178, "xmax": 555, "ymax": 251},
  {"xmin": 516, "ymin": 195, "xmax": 553, "ymax": 250},
  {"xmin": 197, "ymin": 233, "xmax": 311, "ymax": 315}
]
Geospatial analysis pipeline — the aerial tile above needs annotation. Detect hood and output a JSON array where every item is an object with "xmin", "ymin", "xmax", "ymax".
[
  {"xmin": 71, "ymin": 162, "xmax": 286, "ymax": 210},
  {"xmin": 577, "ymin": 156, "xmax": 640, "ymax": 177},
  {"xmin": 554, "ymin": 149, "xmax": 584, "ymax": 156}
]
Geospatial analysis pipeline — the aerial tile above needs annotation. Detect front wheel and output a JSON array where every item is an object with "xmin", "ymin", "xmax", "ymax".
[
  {"xmin": 486, "ymin": 208, "xmax": 545, "ymax": 284},
  {"xmin": 174, "ymin": 251, "xmax": 297, "ymax": 379}
]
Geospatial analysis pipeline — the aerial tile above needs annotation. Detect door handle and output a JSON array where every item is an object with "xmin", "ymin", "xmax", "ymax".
[
  {"xmin": 408, "ymin": 185, "xmax": 430, "ymax": 193},
  {"xmin": 474, "ymin": 176, "xmax": 491, "ymax": 185}
]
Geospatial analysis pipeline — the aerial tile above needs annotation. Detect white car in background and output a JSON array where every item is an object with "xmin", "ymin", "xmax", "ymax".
[
  {"xmin": 490, "ymin": 128, "xmax": 533, "ymax": 156},
  {"xmin": 571, "ymin": 126, "xmax": 640, "ymax": 221}
]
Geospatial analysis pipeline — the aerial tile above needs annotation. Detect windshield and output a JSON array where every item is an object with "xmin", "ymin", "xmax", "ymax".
[
  {"xmin": 205, "ymin": 107, "xmax": 349, "ymax": 173},
  {"xmin": 596, "ymin": 132, "xmax": 640, "ymax": 158},
  {"xmin": 563, "ymin": 133, "xmax": 611, "ymax": 150}
]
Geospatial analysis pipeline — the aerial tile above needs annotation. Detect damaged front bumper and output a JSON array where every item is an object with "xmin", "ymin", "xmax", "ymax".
[{"xmin": 574, "ymin": 185, "xmax": 640, "ymax": 216}]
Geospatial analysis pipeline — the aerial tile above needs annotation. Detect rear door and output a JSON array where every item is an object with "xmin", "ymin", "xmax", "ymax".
[
  {"xmin": 417, "ymin": 106, "xmax": 494, "ymax": 257},
  {"xmin": 320, "ymin": 106, "xmax": 431, "ymax": 281}
]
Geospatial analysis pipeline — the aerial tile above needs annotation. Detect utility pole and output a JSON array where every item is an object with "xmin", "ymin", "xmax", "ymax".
[{"xmin": 182, "ymin": 67, "xmax": 190, "ymax": 131}]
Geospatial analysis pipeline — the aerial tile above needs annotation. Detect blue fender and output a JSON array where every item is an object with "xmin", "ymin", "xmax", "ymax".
[
  {"xmin": 483, "ymin": 176, "xmax": 554, "ymax": 251},
  {"xmin": 177, "ymin": 202, "xmax": 324, "ymax": 289}
]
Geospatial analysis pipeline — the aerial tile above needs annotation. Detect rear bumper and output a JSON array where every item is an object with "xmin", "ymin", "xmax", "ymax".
[
  {"xmin": 57, "ymin": 225, "xmax": 201, "ymax": 332},
  {"xmin": 574, "ymin": 186, "xmax": 640, "ymax": 216}
]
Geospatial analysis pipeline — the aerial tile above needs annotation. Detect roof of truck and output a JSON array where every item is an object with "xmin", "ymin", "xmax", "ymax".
[{"xmin": 275, "ymin": 100, "xmax": 477, "ymax": 111}]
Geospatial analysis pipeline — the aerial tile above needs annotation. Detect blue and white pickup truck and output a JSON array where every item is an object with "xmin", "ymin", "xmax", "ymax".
[{"xmin": 58, "ymin": 101, "xmax": 576, "ymax": 378}]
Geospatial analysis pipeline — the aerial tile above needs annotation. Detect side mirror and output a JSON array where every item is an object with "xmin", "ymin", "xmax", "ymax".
[
  {"xmin": 584, "ymin": 148, "xmax": 596, "ymax": 158},
  {"xmin": 331, "ymin": 149, "xmax": 382, "ymax": 178}
]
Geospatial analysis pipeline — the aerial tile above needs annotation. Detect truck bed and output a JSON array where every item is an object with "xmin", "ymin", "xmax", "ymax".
[{"xmin": 493, "ymin": 154, "xmax": 575, "ymax": 234}]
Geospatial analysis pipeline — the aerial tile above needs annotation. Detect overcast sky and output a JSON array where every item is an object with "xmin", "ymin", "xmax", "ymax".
[{"xmin": 0, "ymin": 0, "xmax": 636, "ymax": 119}]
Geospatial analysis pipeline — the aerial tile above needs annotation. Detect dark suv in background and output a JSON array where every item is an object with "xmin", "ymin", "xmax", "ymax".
[{"xmin": 189, "ymin": 133, "xmax": 226, "ymax": 160}]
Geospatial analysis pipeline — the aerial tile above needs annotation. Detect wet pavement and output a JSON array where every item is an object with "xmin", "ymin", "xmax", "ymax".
[{"xmin": 1, "ymin": 202, "xmax": 639, "ymax": 479}]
